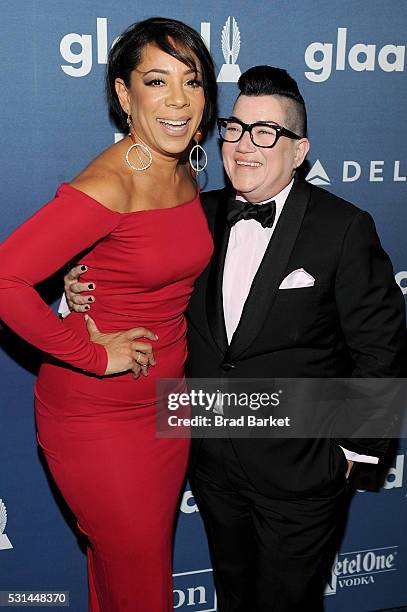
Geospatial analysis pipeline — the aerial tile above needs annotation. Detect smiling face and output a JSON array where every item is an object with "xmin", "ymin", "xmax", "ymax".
[
  {"xmin": 222, "ymin": 95, "xmax": 309, "ymax": 202},
  {"xmin": 115, "ymin": 43, "xmax": 205, "ymax": 159}
]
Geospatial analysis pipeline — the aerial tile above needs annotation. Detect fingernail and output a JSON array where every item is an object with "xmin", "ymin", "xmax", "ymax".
[
  {"xmin": 155, "ymin": 334, "xmax": 158, "ymax": 340},
  {"xmin": 84, "ymin": 314, "xmax": 89, "ymax": 321},
  {"xmin": 88, "ymin": 297, "xmax": 93, "ymax": 302},
  {"xmin": 88, "ymin": 284, "xmax": 94, "ymax": 290},
  {"xmin": 85, "ymin": 305, "xmax": 90, "ymax": 310},
  {"xmin": 80, "ymin": 265, "xmax": 87, "ymax": 271}
]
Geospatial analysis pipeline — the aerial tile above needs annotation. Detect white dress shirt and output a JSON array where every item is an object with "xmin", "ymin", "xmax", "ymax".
[
  {"xmin": 222, "ymin": 179, "xmax": 377, "ymax": 465},
  {"xmin": 223, "ymin": 180, "xmax": 293, "ymax": 343}
]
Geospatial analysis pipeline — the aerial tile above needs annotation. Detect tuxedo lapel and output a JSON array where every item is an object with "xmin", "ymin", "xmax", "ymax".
[
  {"xmin": 227, "ymin": 178, "xmax": 311, "ymax": 361},
  {"xmin": 205, "ymin": 192, "xmax": 234, "ymax": 354}
]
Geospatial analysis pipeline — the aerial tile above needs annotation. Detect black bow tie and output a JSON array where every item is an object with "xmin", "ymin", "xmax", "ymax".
[{"xmin": 227, "ymin": 198, "xmax": 276, "ymax": 229}]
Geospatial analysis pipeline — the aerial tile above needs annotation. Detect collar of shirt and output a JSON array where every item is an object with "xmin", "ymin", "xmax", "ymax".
[{"xmin": 235, "ymin": 178, "xmax": 294, "ymax": 230}]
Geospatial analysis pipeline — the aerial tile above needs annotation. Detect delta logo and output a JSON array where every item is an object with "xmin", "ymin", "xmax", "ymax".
[{"xmin": 306, "ymin": 159, "xmax": 406, "ymax": 185}]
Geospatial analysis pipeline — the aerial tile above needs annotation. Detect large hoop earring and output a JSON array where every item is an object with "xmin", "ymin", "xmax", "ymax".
[
  {"xmin": 126, "ymin": 142, "xmax": 152, "ymax": 171},
  {"xmin": 125, "ymin": 125, "xmax": 152, "ymax": 171},
  {"xmin": 189, "ymin": 130, "xmax": 208, "ymax": 173}
]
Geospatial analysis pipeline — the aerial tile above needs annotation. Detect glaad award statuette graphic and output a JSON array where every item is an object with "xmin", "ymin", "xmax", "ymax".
[
  {"xmin": 217, "ymin": 16, "xmax": 241, "ymax": 83},
  {"xmin": 0, "ymin": 499, "xmax": 13, "ymax": 550}
]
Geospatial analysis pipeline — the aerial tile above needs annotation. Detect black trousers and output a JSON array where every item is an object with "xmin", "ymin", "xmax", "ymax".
[{"xmin": 190, "ymin": 437, "xmax": 351, "ymax": 612}]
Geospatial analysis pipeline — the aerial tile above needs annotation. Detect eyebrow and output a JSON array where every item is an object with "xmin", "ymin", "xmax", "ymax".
[
  {"xmin": 138, "ymin": 68, "xmax": 199, "ymax": 76},
  {"xmin": 229, "ymin": 115, "xmax": 280, "ymax": 126}
]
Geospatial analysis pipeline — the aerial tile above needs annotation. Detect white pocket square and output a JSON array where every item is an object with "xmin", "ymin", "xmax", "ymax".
[{"xmin": 279, "ymin": 268, "xmax": 315, "ymax": 289}]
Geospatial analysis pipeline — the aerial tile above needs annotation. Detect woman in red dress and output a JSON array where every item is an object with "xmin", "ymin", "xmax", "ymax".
[{"xmin": 0, "ymin": 18, "xmax": 216, "ymax": 612}]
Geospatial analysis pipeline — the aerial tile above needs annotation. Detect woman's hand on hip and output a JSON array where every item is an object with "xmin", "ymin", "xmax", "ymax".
[{"xmin": 85, "ymin": 315, "xmax": 157, "ymax": 379}]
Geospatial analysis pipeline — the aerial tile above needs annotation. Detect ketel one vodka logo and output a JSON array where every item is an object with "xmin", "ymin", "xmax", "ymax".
[
  {"xmin": 0, "ymin": 499, "xmax": 13, "ymax": 550},
  {"xmin": 325, "ymin": 546, "xmax": 398, "ymax": 594},
  {"xmin": 217, "ymin": 17, "xmax": 241, "ymax": 82}
]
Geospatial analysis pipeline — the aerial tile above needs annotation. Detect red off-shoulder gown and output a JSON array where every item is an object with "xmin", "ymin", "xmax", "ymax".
[{"xmin": 0, "ymin": 183, "xmax": 213, "ymax": 611}]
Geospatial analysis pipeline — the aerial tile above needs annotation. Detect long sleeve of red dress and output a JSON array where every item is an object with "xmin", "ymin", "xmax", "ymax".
[{"xmin": 0, "ymin": 184, "xmax": 121, "ymax": 375}]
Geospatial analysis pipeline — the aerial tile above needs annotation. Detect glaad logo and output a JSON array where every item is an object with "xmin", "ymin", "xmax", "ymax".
[
  {"xmin": 173, "ymin": 569, "xmax": 216, "ymax": 611},
  {"xmin": 217, "ymin": 17, "xmax": 241, "ymax": 83},
  {"xmin": 60, "ymin": 17, "xmax": 111, "ymax": 77},
  {"xmin": 0, "ymin": 499, "xmax": 13, "ymax": 550},
  {"xmin": 305, "ymin": 160, "xmax": 331, "ymax": 186},
  {"xmin": 382, "ymin": 454, "xmax": 404, "ymax": 490},
  {"xmin": 325, "ymin": 546, "xmax": 398, "ymax": 594},
  {"xmin": 395, "ymin": 272, "xmax": 407, "ymax": 296},
  {"xmin": 305, "ymin": 27, "xmax": 405, "ymax": 82},
  {"xmin": 180, "ymin": 490, "xmax": 199, "ymax": 514},
  {"xmin": 357, "ymin": 454, "xmax": 404, "ymax": 493},
  {"xmin": 60, "ymin": 18, "xmax": 242, "ymax": 83}
]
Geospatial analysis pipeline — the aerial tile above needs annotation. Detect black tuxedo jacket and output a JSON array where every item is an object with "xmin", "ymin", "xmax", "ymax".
[{"xmin": 186, "ymin": 176, "xmax": 406, "ymax": 497}]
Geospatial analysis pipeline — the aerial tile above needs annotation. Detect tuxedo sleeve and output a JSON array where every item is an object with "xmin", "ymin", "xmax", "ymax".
[
  {"xmin": 333, "ymin": 210, "xmax": 406, "ymax": 458},
  {"xmin": 0, "ymin": 185, "xmax": 121, "ymax": 375}
]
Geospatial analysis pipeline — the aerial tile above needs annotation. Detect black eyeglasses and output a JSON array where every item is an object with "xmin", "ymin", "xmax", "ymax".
[{"xmin": 217, "ymin": 116, "xmax": 301, "ymax": 148}]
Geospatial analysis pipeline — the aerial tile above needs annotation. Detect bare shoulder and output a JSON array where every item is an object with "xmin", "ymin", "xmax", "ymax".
[{"xmin": 70, "ymin": 149, "xmax": 130, "ymax": 212}]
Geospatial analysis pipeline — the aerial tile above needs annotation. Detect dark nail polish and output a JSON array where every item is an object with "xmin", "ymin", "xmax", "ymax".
[
  {"xmin": 85, "ymin": 305, "xmax": 90, "ymax": 310},
  {"xmin": 88, "ymin": 284, "xmax": 94, "ymax": 289},
  {"xmin": 88, "ymin": 297, "xmax": 93, "ymax": 302},
  {"xmin": 80, "ymin": 265, "xmax": 87, "ymax": 271}
]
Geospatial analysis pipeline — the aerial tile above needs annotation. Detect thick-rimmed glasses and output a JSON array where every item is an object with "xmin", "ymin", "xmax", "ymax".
[{"xmin": 217, "ymin": 116, "xmax": 301, "ymax": 148}]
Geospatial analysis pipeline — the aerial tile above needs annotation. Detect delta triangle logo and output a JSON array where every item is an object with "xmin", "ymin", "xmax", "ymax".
[{"xmin": 306, "ymin": 159, "xmax": 331, "ymax": 186}]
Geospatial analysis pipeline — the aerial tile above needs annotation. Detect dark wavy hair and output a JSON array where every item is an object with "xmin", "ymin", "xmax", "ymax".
[{"xmin": 106, "ymin": 17, "xmax": 217, "ymax": 136}]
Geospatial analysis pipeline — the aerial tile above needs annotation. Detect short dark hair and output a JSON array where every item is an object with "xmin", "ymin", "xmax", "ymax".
[
  {"xmin": 238, "ymin": 66, "xmax": 307, "ymax": 137},
  {"xmin": 107, "ymin": 17, "xmax": 217, "ymax": 135}
]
